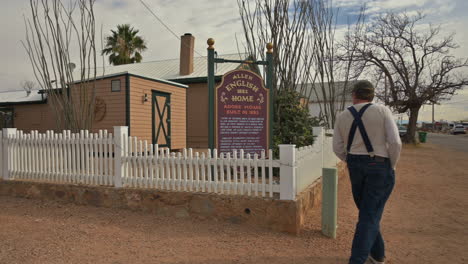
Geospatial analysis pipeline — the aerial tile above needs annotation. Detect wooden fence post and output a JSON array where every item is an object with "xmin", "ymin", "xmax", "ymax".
[
  {"xmin": 113, "ymin": 126, "xmax": 128, "ymax": 188},
  {"xmin": 2, "ymin": 128, "xmax": 17, "ymax": 180},
  {"xmin": 279, "ymin": 144, "xmax": 296, "ymax": 200},
  {"xmin": 322, "ymin": 167, "xmax": 338, "ymax": 239}
]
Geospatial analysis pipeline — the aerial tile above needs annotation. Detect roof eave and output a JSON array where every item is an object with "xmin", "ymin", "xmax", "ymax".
[
  {"xmin": 169, "ymin": 75, "xmax": 223, "ymax": 84},
  {"xmin": 39, "ymin": 71, "xmax": 189, "ymax": 91},
  {"xmin": 0, "ymin": 99, "xmax": 48, "ymax": 107}
]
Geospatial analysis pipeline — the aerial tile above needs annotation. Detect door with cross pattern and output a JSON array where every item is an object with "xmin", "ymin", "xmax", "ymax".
[{"xmin": 152, "ymin": 91, "xmax": 171, "ymax": 149}]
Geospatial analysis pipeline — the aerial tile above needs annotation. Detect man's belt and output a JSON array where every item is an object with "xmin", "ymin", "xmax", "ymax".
[{"xmin": 374, "ymin": 156, "xmax": 388, "ymax": 162}]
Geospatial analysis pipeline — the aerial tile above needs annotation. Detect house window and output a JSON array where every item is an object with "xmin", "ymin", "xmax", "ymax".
[
  {"xmin": 0, "ymin": 108, "xmax": 14, "ymax": 129},
  {"xmin": 111, "ymin": 79, "xmax": 121, "ymax": 92}
]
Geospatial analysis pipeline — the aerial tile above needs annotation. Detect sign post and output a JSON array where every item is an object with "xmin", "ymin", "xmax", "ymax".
[
  {"xmin": 207, "ymin": 39, "xmax": 274, "ymax": 155},
  {"xmin": 266, "ymin": 43, "xmax": 274, "ymax": 152},
  {"xmin": 207, "ymin": 38, "xmax": 216, "ymax": 151}
]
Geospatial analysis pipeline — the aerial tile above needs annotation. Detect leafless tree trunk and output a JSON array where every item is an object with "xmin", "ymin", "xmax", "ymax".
[
  {"xmin": 347, "ymin": 12, "xmax": 468, "ymax": 143},
  {"xmin": 22, "ymin": 0, "xmax": 98, "ymax": 132}
]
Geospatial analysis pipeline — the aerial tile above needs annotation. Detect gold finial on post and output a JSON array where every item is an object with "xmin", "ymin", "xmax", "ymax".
[
  {"xmin": 207, "ymin": 38, "xmax": 215, "ymax": 50},
  {"xmin": 266, "ymin": 42, "xmax": 273, "ymax": 53}
]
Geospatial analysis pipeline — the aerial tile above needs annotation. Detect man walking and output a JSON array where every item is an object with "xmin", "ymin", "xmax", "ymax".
[{"xmin": 333, "ymin": 80, "xmax": 402, "ymax": 264}]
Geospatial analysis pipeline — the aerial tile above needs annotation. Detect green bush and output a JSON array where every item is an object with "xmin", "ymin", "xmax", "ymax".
[{"xmin": 272, "ymin": 89, "xmax": 320, "ymax": 157}]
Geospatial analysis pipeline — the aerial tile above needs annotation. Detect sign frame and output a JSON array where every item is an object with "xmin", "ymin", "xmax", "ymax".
[
  {"xmin": 214, "ymin": 69, "xmax": 270, "ymax": 155},
  {"xmin": 207, "ymin": 39, "xmax": 274, "ymax": 153}
]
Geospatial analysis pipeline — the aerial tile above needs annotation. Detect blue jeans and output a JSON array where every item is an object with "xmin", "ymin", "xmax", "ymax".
[{"xmin": 346, "ymin": 154, "xmax": 395, "ymax": 264}]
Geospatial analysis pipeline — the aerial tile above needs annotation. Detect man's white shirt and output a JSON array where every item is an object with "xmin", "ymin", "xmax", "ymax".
[{"xmin": 333, "ymin": 103, "xmax": 402, "ymax": 169}]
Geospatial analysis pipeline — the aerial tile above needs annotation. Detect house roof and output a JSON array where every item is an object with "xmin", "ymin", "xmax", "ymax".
[
  {"xmin": 298, "ymin": 80, "xmax": 360, "ymax": 103},
  {"xmin": 0, "ymin": 90, "xmax": 46, "ymax": 106},
  {"xmin": 79, "ymin": 53, "xmax": 247, "ymax": 83},
  {"xmin": 70, "ymin": 71, "xmax": 189, "ymax": 89}
]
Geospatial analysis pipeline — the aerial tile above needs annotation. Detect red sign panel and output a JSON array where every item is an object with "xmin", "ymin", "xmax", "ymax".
[{"xmin": 215, "ymin": 69, "xmax": 269, "ymax": 155}]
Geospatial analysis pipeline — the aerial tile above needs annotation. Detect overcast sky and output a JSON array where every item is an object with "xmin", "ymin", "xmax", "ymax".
[{"xmin": 1, "ymin": 0, "xmax": 467, "ymax": 121}]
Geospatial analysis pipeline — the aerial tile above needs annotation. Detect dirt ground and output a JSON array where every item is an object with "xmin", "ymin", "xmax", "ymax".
[{"xmin": 1, "ymin": 143, "xmax": 467, "ymax": 264}]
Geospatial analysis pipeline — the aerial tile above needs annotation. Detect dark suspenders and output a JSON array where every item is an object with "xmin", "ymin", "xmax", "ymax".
[{"xmin": 346, "ymin": 103, "xmax": 375, "ymax": 157}]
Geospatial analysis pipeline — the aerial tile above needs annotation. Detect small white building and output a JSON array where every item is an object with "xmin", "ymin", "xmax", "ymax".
[{"xmin": 299, "ymin": 81, "xmax": 357, "ymax": 121}]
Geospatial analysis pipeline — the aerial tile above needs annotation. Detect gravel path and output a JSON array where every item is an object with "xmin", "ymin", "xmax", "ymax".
[{"xmin": 1, "ymin": 143, "xmax": 467, "ymax": 264}]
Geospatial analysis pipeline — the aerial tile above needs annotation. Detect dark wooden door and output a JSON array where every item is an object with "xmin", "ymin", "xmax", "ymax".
[{"xmin": 152, "ymin": 91, "xmax": 171, "ymax": 148}]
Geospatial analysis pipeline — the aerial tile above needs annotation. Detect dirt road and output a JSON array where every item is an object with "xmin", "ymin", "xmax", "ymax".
[{"xmin": 1, "ymin": 143, "xmax": 467, "ymax": 264}]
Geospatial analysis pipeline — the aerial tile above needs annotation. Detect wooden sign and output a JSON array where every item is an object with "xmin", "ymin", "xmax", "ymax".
[{"xmin": 215, "ymin": 69, "xmax": 269, "ymax": 155}]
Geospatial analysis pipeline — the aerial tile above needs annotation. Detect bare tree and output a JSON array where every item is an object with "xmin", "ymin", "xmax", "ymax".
[
  {"xmin": 347, "ymin": 12, "xmax": 468, "ymax": 143},
  {"xmin": 237, "ymin": 0, "xmax": 364, "ymax": 128},
  {"xmin": 238, "ymin": 0, "xmax": 311, "ymax": 94},
  {"xmin": 307, "ymin": 0, "xmax": 366, "ymax": 127},
  {"xmin": 22, "ymin": 0, "xmax": 98, "ymax": 131},
  {"xmin": 306, "ymin": 0, "xmax": 338, "ymax": 127},
  {"xmin": 337, "ymin": 6, "xmax": 367, "ymax": 110},
  {"xmin": 20, "ymin": 80, "xmax": 36, "ymax": 96}
]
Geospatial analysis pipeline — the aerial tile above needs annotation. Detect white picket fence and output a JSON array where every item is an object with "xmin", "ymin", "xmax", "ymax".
[
  {"xmin": 0, "ymin": 126, "xmax": 337, "ymax": 200},
  {"xmin": 4, "ymin": 130, "xmax": 114, "ymax": 186},
  {"xmin": 119, "ymin": 137, "xmax": 278, "ymax": 197}
]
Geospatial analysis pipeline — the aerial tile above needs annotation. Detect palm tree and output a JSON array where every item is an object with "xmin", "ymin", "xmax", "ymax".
[{"xmin": 102, "ymin": 24, "xmax": 147, "ymax": 65}]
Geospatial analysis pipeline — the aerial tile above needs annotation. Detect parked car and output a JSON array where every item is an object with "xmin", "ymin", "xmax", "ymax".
[
  {"xmin": 398, "ymin": 126, "xmax": 407, "ymax": 137},
  {"xmin": 451, "ymin": 124, "xmax": 466, "ymax": 135}
]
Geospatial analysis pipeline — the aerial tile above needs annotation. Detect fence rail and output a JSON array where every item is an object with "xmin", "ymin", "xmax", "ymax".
[{"xmin": 1, "ymin": 126, "xmax": 337, "ymax": 200}]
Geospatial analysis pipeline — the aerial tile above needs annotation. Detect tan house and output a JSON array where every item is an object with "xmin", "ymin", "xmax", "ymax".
[{"xmin": 0, "ymin": 33, "xmax": 244, "ymax": 150}]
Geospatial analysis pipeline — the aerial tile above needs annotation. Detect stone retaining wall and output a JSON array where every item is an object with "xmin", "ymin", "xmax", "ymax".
[{"xmin": 0, "ymin": 179, "xmax": 322, "ymax": 234}]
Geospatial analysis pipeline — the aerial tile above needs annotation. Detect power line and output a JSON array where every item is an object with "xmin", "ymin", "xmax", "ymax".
[{"xmin": 138, "ymin": 0, "xmax": 205, "ymax": 57}]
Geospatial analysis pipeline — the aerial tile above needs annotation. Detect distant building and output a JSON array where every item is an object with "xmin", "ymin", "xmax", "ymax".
[
  {"xmin": 298, "ymin": 81, "xmax": 358, "ymax": 122},
  {"xmin": 421, "ymin": 121, "xmax": 451, "ymax": 132}
]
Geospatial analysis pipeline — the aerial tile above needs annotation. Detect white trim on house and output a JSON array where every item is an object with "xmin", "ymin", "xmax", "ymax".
[{"xmin": 0, "ymin": 90, "xmax": 46, "ymax": 105}]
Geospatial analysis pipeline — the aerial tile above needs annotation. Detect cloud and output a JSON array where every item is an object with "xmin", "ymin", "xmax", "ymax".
[
  {"xmin": 366, "ymin": 0, "xmax": 429, "ymax": 13},
  {"xmin": 1, "ymin": 0, "xmax": 466, "ymax": 121},
  {"xmin": 419, "ymin": 88, "xmax": 468, "ymax": 122},
  {"xmin": 0, "ymin": 0, "xmax": 245, "ymax": 92}
]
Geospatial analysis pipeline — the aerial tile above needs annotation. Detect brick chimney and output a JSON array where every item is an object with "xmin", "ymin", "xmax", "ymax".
[{"xmin": 180, "ymin": 33, "xmax": 195, "ymax": 76}]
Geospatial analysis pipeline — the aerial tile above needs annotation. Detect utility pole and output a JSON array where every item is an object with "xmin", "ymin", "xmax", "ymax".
[{"xmin": 432, "ymin": 102, "xmax": 435, "ymax": 125}]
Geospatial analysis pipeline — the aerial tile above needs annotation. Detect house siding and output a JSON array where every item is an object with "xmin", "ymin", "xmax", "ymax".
[
  {"xmin": 13, "ymin": 103, "xmax": 57, "ymax": 132},
  {"xmin": 186, "ymin": 82, "xmax": 221, "ymax": 149},
  {"xmin": 129, "ymin": 76, "xmax": 186, "ymax": 150},
  {"xmin": 90, "ymin": 75, "xmax": 127, "ymax": 131},
  {"xmin": 11, "ymin": 76, "xmax": 126, "ymax": 133}
]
